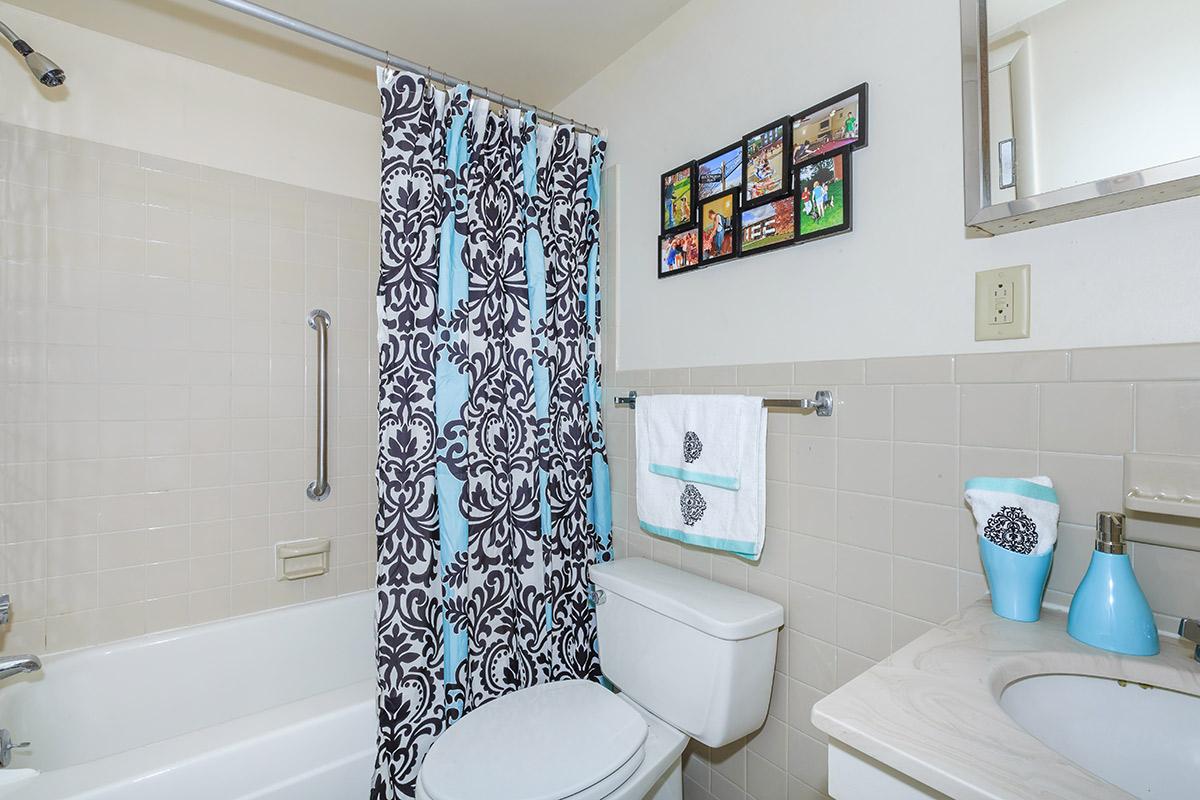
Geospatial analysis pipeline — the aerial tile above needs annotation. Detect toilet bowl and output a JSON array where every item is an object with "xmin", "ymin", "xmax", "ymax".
[{"xmin": 415, "ymin": 558, "xmax": 784, "ymax": 800}]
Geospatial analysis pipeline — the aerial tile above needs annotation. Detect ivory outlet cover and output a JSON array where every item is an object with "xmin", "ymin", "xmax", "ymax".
[{"xmin": 975, "ymin": 264, "xmax": 1030, "ymax": 341}]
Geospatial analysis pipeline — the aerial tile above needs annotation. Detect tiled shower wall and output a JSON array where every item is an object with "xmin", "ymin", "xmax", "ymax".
[
  {"xmin": 0, "ymin": 123, "xmax": 379, "ymax": 655},
  {"xmin": 604, "ymin": 344, "xmax": 1200, "ymax": 800}
]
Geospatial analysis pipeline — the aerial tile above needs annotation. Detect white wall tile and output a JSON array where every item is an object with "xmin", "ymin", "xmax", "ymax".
[
  {"xmin": 836, "ymin": 439, "xmax": 891, "ymax": 496},
  {"xmin": 788, "ymin": 533, "xmax": 835, "ymax": 592},
  {"xmin": 792, "ymin": 360, "xmax": 865, "ymax": 386},
  {"xmin": 835, "ymin": 491, "xmax": 891, "ymax": 552},
  {"xmin": 894, "ymin": 384, "xmax": 957, "ymax": 444},
  {"xmin": 789, "ymin": 436, "xmax": 835, "ymax": 489},
  {"xmin": 835, "ymin": 545, "xmax": 892, "ymax": 608},
  {"xmin": 1040, "ymin": 382, "xmax": 1133, "ymax": 455},
  {"xmin": 0, "ymin": 129, "xmax": 375, "ymax": 658},
  {"xmin": 1037, "ymin": 452, "xmax": 1124, "ymax": 527},
  {"xmin": 737, "ymin": 362, "xmax": 792, "ymax": 386},
  {"xmin": 892, "ymin": 500, "xmax": 957, "ymax": 567},
  {"xmin": 892, "ymin": 443, "xmax": 958, "ymax": 506},
  {"xmin": 892, "ymin": 557, "xmax": 956, "ymax": 624},
  {"xmin": 957, "ymin": 446, "xmax": 1038, "ymax": 484},
  {"xmin": 864, "ymin": 355, "xmax": 954, "ymax": 385},
  {"xmin": 835, "ymin": 385, "xmax": 892, "ymax": 441},
  {"xmin": 1132, "ymin": 542, "xmax": 1200, "ymax": 618},
  {"xmin": 835, "ymin": 596, "xmax": 891, "ymax": 661},
  {"xmin": 788, "ymin": 485, "xmax": 835, "ymax": 540},
  {"xmin": 1135, "ymin": 382, "xmax": 1200, "ymax": 456},
  {"xmin": 1046, "ymin": 523, "xmax": 1094, "ymax": 596},
  {"xmin": 1071, "ymin": 343, "xmax": 1200, "ymax": 382},
  {"xmin": 954, "ymin": 351, "xmax": 1069, "ymax": 384},
  {"xmin": 960, "ymin": 384, "xmax": 1038, "ymax": 449}
]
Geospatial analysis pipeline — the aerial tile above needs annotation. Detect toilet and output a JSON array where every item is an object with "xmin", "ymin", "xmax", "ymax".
[{"xmin": 416, "ymin": 557, "xmax": 785, "ymax": 800}]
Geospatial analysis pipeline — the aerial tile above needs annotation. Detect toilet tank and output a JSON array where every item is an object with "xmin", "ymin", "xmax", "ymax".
[{"xmin": 590, "ymin": 558, "xmax": 784, "ymax": 748}]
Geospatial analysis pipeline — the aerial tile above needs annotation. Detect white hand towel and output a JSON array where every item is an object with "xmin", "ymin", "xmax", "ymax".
[
  {"xmin": 964, "ymin": 476, "xmax": 1060, "ymax": 556},
  {"xmin": 635, "ymin": 395, "xmax": 767, "ymax": 560},
  {"xmin": 639, "ymin": 394, "xmax": 762, "ymax": 490}
]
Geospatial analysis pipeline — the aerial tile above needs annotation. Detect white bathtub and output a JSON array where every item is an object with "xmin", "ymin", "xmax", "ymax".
[{"xmin": 0, "ymin": 591, "xmax": 376, "ymax": 799}]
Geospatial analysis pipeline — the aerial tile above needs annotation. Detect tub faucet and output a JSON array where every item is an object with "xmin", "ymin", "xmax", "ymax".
[
  {"xmin": 0, "ymin": 729, "xmax": 30, "ymax": 768},
  {"xmin": 1180, "ymin": 618, "xmax": 1200, "ymax": 663},
  {"xmin": 0, "ymin": 655, "xmax": 40, "ymax": 683}
]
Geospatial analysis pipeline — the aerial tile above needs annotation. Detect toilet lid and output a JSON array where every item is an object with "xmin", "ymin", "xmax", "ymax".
[{"xmin": 418, "ymin": 680, "xmax": 648, "ymax": 800}]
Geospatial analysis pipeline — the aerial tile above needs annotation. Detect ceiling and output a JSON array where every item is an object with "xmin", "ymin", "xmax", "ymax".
[
  {"xmin": 988, "ymin": 0, "xmax": 1071, "ymax": 32},
  {"xmin": 9, "ymin": 0, "xmax": 689, "ymax": 114}
]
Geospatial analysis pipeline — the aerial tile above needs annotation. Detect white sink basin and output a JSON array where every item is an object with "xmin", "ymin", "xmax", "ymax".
[{"xmin": 1000, "ymin": 674, "xmax": 1200, "ymax": 799}]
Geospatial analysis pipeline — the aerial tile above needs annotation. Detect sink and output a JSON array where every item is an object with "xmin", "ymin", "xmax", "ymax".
[{"xmin": 1000, "ymin": 674, "xmax": 1200, "ymax": 799}]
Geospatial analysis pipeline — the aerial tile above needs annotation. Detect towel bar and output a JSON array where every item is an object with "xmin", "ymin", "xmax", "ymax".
[{"xmin": 613, "ymin": 390, "xmax": 833, "ymax": 417}]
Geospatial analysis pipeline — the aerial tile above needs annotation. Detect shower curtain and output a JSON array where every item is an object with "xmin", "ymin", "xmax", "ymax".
[{"xmin": 372, "ymin": 70, "xmax": 611, "ymax": 799}]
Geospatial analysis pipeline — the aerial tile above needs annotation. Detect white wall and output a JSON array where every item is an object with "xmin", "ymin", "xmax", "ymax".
[
  {"xmin": 559, "ymin": 0, "xmax": 1200, "ymax": 371},
  {"xmin": 0, "ymin": 1, "xmax": 377, "ymax": 200},
  {"xmin": 1009, "ymin": 0, "xmax": 1200, "ymax": 193}
]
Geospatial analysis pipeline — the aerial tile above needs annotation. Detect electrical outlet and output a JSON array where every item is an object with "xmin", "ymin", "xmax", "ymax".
[
  {"xmin": 975, "ymin": 265, "xmax": 1029, "ymax": 341},
  {"xmin": 990, "ymin": 278, "xmax": 1013, "ymax": 324}
]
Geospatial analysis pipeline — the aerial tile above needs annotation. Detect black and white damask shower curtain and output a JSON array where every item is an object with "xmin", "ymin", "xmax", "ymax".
[{"xmin": 372, "ymin": 70, "xmax": 612, "ymax": 799}]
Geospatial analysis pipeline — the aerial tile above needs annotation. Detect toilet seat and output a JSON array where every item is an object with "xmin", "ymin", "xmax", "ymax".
[{"xmin": 417, "ymin": 679, "xmax": 648, "ymax": 800}]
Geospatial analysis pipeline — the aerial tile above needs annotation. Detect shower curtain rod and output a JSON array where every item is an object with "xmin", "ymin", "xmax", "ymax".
[{"xmin": 205, "ymin": 0, "xmax": 601, "ymax": 136}]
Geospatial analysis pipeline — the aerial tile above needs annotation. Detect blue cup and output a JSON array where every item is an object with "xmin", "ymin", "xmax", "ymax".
[{"xmin": 979, "ymin": 537, "xmax": 1053, "ymax": 622}]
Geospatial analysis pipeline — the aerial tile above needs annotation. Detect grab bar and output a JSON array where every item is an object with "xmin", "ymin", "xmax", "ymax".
[{"xmin": 306, "ymin": 309, "xmax": 331, "ymax": 502}]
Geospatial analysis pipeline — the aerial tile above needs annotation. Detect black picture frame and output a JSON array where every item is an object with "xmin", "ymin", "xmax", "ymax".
[
  {"xmin": 698, "ymin": 188, "xmax": 740, "ymax": 266},
  {"xmin": 696, "ymin": 143, "xmax": 743, "ymax": 202},
  {"xmin": 795, "ymin": 148, "xmax": 853, "ymax": 243},
  {"xmin": 737, "ymin": 195, "xmax": 796, "ymax": 258},
  {"xmin": 661, "ymin": 161, "xmax": 697, "ymax": 234},
  {"xmin": 791, "ymin": 83, "xmax": 868, "ymax": 165},
  {"xmin": 741, "ymin": 117, "xmax": 792, "ymax": 208},
  {"xmin": 658, "ymin": 227, "xmax": 702, "ymax": 279}
]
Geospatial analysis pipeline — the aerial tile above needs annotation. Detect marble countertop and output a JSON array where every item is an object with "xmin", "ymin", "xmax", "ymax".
[{"xmin": 811, "ymin": 601, "xmax": 1200, "ymax": 800}]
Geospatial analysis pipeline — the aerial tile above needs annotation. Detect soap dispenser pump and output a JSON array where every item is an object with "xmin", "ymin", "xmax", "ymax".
[{"xmin": 1067, "ymin": 512, "xmax": 1159, "ymax": 656}]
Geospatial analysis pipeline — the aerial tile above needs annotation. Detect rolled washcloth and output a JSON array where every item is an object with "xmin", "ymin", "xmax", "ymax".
[{"xmin": 964, "ymin": 476, "xmax": 1060, "ymax": 556}]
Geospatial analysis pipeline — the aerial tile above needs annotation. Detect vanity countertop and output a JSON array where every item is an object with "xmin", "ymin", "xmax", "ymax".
[{"xmin": 811, "ymin": 601, "xmax": 1200, "ymax": 800}]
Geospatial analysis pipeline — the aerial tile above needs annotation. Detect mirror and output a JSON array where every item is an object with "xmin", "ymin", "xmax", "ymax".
[{"xmin": 961, "ymin": 0, "xmax": 1200, "ymax": 234}]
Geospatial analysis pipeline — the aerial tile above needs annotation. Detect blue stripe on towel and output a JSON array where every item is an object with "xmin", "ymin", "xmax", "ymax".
[
  {"xmin": 964, "ymin": 477, "xmax": 1059, "ymax": 504},
  {"xmin": 648, "ymin": 463, "xmax": 740, "ymax": 490},
  {"xmin": 640, "ymin": 519, "xmax": 759, "ymax": 560}
]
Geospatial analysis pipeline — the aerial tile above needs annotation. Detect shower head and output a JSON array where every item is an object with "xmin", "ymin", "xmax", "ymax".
[
  {"xmin": 0, "ymin": 19, "xmax": 66, "ymax": 88},
  {"xmin": 23, "ymin": 50, "xmax": 65, "ymax": 87}
]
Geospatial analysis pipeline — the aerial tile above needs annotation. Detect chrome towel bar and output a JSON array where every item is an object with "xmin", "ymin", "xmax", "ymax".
[
  {"xmin": 306, "ymin": 309, "xmax": 332, "ymax": 501},
  {"xmin": 613, "ymin": 390, "xmax": 833, "ymax": 417}
]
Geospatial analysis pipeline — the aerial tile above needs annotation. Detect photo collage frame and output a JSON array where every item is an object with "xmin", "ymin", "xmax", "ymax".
[{"xmin": 659, "ymin": 83, "xmax": 866, "ymax": 278}]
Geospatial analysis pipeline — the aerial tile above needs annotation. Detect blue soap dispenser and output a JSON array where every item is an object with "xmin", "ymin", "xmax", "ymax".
[{"xmin": 1067, "ymin": 512, "xmax": 1159, "ymax": 656}]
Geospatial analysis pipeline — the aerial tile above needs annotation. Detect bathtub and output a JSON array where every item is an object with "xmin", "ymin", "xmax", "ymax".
[{"xmin": 0, "ymin": 591, "xmax": 376, "ymax": 799}]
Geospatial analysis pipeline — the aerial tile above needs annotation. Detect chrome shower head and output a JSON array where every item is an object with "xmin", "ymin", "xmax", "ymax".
[
  {"xmin": 1, "ymin": 19, "xmax": 66, "ymax": 88},
  {"xmin": 24, "ymin": 51, "xmax": 65, "ymax": 87}
]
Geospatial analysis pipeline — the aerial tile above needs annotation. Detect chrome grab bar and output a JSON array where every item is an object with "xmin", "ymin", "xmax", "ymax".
[
  {"xmin": 613, "ymin": 390, "xmax": 834, "ymax": 417},
  {"xmin": 306, "ymin": 309, "xmax": 332, "ymax": 502}
]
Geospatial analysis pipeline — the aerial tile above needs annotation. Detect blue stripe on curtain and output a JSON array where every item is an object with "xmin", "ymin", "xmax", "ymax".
[
  {"xmin": 434, "ymin": 86, "xmax": 472, "ymax": 723},
  {"xmin": 585, "ymin": 140, "xmax": 611, "ymax": 552}
]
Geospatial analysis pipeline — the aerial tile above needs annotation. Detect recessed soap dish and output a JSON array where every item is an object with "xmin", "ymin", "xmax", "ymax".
[
  {"xmin": 276, "ymin": 537, "xmax": 331, "ymax": 581},
  {"xmin": 1123, "ymin": 454, "xmax": 1200, "ymax": 520}
]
